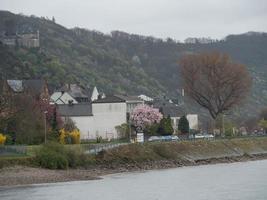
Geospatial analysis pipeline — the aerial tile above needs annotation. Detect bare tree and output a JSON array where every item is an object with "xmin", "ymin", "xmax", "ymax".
[
  {"xmin": 180, "ymin": 52, "xmax": 252, "ymax": 120},
  {"xmin": 0, "ymin": 82, "xmax": 16, "ymax": 121}
]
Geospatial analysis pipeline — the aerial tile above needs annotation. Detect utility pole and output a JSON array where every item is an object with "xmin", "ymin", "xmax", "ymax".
[
  {"xmin": 44, "ymin": 111, "xmax": 48, "ymax": 144},
  {"xmin": 129, "ymin": 118, "xmax": 131, "ymax": 143},
  {"xmin": 222, "ymin": 114, "xmax": 225, "ymax": 137}
]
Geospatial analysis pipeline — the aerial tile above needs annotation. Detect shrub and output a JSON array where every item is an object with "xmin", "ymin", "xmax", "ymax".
[
  {"xmin": 36, "ymin": 142, "xmax": 69, "ymax": 169},
  {"xmin": 145, "ymin": 123, "xmax": 160, "ymax": 135},
  {"xmin": 115, "ymin": 123, "xmax": 129, "ymax": 139},
  {"xmin": 36, "ymin": 150, "xmax": 68, "ymax": 169},
  {"xmin": 158, "ymin": 116, "xmax": 174, "ymax": 136},
  {"xmin": 96, "ymin": 136, "xmax": 103, "ymax": 143},
  {"xmin": 5, "ymin": 134, "xmax": 14, "ymax": 145},
  {"xmin": 63, "ymin": 117, "xmax": 77, "ymax": 132},
  {"xmin": 69, "ymin": 129, "xmax": 80, "ymax": 144},
  {"xmin": 0, "ymin": 133, "xmax": 7, "ymax": 145},
  {"xmin": 35, "ymin": 142, "xmax": 95, "ymax": 169},
  {"xmin": 35, "ymin": 142, "xmax": 69, "ymax": 169},
  {"xmin": 59, "ymin": 128, "xmax": 67, "ymax": 144},
  {"xmin": 59, "ymin": 128, "xmax": 80, "ymax": 144},
  {"xmin": 178, "ymin": 115, "xmax": 189, "ymax": 134}
]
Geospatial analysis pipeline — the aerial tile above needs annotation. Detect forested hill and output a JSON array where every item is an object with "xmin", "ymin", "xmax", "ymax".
[{"xmin": 1, "ymin": 10, "xmax": 267, "ymax": 118}]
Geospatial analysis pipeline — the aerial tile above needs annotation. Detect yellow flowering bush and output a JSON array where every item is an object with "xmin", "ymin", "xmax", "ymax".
[
  {"xmin": 59, "ymin": 128, "xmax": 80, "ymax": 144},
  {"xmin": 0, "ymin": 133, "xmax": 7, "ymax": 145},
  {"xmin": 59, "ymin": 129, "xmax": 67, "ymax": 144},
  {"xmin": 69, "ymin": 129, "xmax": 80, "ymax": 144}
]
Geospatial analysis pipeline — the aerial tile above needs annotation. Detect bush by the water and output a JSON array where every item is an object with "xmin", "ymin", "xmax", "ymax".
[
  {"xmin": 0, "ymin": 133, "xmax": 6, "ymax": 144},
  {"xmin": 35, "ymin": 142, "xmax": 94, "ymax": 169}
]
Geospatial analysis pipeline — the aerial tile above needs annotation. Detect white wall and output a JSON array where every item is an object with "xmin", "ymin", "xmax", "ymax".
[
  {"xmin": 63, "ymin": 116, "xmax": 94, "ymax": 139},
  {"xmin": 126, "ymin": 101, "xmax": 144, "ymax": 113},
  {"xmin": 186, "ymin": 114, "xmax": 198, "ymax": 130},
  {"xmin": 91, "ymin": 86, "xmax": 99, "ymax": 101},
  {"xmin": 92, "ymin": 102, "xmax": 127, "ymax": 139},
  {"xmin": 171, "ymin": 117, "xmax": 180, "ymax": 133},
  {"xmin": 62, "ymin": 102, "xmax": 127, "ymax": 140},
  {"xmin": 171, "ymin": 115, "xmax": 198, "ymax": 132}
]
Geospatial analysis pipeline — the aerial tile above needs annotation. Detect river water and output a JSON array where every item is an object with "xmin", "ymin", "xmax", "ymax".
[{"xmin": 0, "ymin": 160, "xmax": 267, "ymax": 200}]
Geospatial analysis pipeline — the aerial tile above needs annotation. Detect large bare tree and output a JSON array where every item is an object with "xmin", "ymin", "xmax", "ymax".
[{"xmin": 180, "ymin": 52, "xmax": 252, "ymax": 120}]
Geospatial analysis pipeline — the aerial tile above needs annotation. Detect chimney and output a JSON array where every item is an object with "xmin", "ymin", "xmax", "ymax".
[{"xmin": 68, "ymin": 100, "xmax": 74, "ymax": 106}]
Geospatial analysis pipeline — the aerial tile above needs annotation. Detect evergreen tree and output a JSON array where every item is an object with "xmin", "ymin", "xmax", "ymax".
[
  {"xmin": 158, "ymin": 116, "xmax": 174, "ymax": 136},
  {"xmin": 178, "ymin": 115, "xmax": 189, "ymax": 134}
]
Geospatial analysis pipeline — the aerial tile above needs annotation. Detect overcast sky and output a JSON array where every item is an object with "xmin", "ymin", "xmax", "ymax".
[{"xmin": 1, "ymin": 0, "xmax": 267, "ymax": 40}]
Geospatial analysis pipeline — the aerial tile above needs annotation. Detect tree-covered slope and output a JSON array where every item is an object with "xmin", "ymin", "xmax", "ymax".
[{"xmin": 1, "ymin": 11, "xmax": 267, "ymax": 119}]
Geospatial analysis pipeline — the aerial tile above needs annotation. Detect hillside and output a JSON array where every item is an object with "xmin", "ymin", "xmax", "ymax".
[{"xmin": 0, "ymin": 11, "xmax": 267, "ymax": 120}]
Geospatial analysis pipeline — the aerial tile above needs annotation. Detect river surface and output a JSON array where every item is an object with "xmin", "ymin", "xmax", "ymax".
[{"xmin": 0, "ymin": 160, "xmax": 267, "ymax": 200}]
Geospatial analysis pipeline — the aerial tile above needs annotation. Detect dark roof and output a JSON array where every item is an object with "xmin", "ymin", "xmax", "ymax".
[
  {"xmin": 93, "ymin": 95, "xmax": 126, "ymax": 103},
  {"xmin": 93, "ymin": 94, "xmax": 144, "ymax": 104},
  {"xmin": 57, "ymin": 104, "xmax": 93, "ymax": 116},
  {"xmin": 7, "ymin": 79, "xmax": 47, "ymax": 95},
  {"xmin": 159, "ymin": 106, "xmax": 185, "ymax": 117},
  {"xmin": 23, "ymin": 80, "xmax": 46, "ymax": 95},
  {"xmin": 59, "ymin": 84, "xmax": 89, "ymax": 99},
  {"xmin": 114, "ymin": 94, "xmax": 143, "ymax": 102},
  {"xmin": 152, "ymin": 97, "xmax": 185, "ymax": 117}
]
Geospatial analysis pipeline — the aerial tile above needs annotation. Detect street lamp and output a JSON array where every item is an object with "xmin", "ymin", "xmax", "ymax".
[
  {"xmin": 128, "ymin": 116, "xmax": 132, "ymax": 143},
  {"xmin": 44, "ymin": 111, "xmax": 48, "ymax": 144}
]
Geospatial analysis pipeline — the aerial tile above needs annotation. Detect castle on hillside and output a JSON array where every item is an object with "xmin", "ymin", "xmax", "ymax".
[{"xmin": 0, "ymin": 30, "xmax": 40, "ymax": 48}]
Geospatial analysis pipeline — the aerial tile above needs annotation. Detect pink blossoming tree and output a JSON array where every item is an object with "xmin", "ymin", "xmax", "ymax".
[{"xmin": 130, "ymin": 104, "xmax": 163, "ymax": 131}]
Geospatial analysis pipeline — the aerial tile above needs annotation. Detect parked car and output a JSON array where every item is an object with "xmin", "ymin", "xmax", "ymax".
[
  {"xmin": 171, "ymin": 135, "xmax": 180, "ymax": 141},
  {"xmin": 161, "ymin": 135, "xmax": 172, "ymax": 141},
  {"xmin": 195, "ymin": 134, "xmax": 205, "ymax": 139},
  {"xmin": 148, "ymin": 136, "xmax": 161, "ymax": 142},
  {"xmin": 204, "ymin": 134, "xmax": 214, "ymax": 139},
  {"xmin": 148, "ymin": 135, "xmax": 179, "ymax": 142}
]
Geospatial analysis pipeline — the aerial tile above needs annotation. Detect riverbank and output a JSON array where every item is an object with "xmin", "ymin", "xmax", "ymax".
[{"xmin": 1, "ymin": 137, "xmax": 267, "ymax": 186}]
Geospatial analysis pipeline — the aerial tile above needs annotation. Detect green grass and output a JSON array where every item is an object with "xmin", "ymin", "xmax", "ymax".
[
  {"xmin": 1, "ymin": 137, "xmax": 267, "ymax": 169},
  {"xmin": 97, "ymin": 137, "xmax": 267, "ymax": 164}
]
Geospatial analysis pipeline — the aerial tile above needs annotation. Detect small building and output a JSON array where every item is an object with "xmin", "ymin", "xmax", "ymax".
[
  {"xmin": 0, "ymin": 31, "xmax": 40, "ymax": 48},
  {"xmin": 57, "ymin": 94, "xmax": 144, "ymax": 140},
  {"xmin": 138, "ymin": 94, "xmax": 153, "ymax": 102},
  {"xmin": 58, "ymin": 84, "xmax": 101, "ymax": 103},
  {"xmin": 58, "ymin": 103, "xmax": 94, "ymax": 139},
  {"xmin": 152, "ymin": 97, "xmax": 198, "ymax": 133},
  {"xmin": 6, "ymin": 79, "xmax": 49, "ymax": 100},
  {"xmin": 50, "ymin": 91, "xmax": 78, "ymax": 104},
  {"xmin": 114, "ymin": 94, "xmax": 144, "ymax": 114}
]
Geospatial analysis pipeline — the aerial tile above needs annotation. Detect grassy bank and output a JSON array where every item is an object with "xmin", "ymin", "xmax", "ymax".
[
  {"xmin": 97, "ymin": 137, "xmax": 267, "ymax": 165},
  {"xmin": 1, "ymin": 137, "xmax": 267, "ymax": 169}
]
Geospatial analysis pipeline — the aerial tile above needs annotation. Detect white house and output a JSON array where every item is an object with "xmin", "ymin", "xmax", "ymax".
[
  {"xmin": 152, "ymin": 98, "xmax": 198, "ymax": 133},
  {"xmin": 91, "ymin": 86, "xmax": 100, "ymax": 101},
  {"xmin": 114, "ymin": 94, "xmax": 144, "ymax": 114},
  {"xmin": 57, "ymin": 95, "xmax": 144, "ymax": 140},
  {"xmin": 138, "ymin": 94, "xmax": 153, "ymax": 102},
  {"xmin": 50, "ymin": 91, "xmax": 78, "ymax": 104},
  {"xmin": 51, "ymin": 84, "xmax": 103, "ymax": 105}
]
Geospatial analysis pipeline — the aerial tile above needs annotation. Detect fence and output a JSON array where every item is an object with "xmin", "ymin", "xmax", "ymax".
[
  {"xmin": 83, "ymin": 143, "xmax": 128, "ymax": 155},
  {"xmin": 0, "ymin": 145, "xmax": 27, "ymax": 156}
]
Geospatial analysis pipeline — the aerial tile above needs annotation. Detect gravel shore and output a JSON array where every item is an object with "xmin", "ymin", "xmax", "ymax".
[{"xmin": 1, "ymin": 153, "xmax": 267, "ymax": 187}]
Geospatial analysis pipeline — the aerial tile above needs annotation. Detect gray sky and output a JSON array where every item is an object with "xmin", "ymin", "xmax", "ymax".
[{"xmin": 1, "ymin": 0, "xmax": 267, "ymax": 40}]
